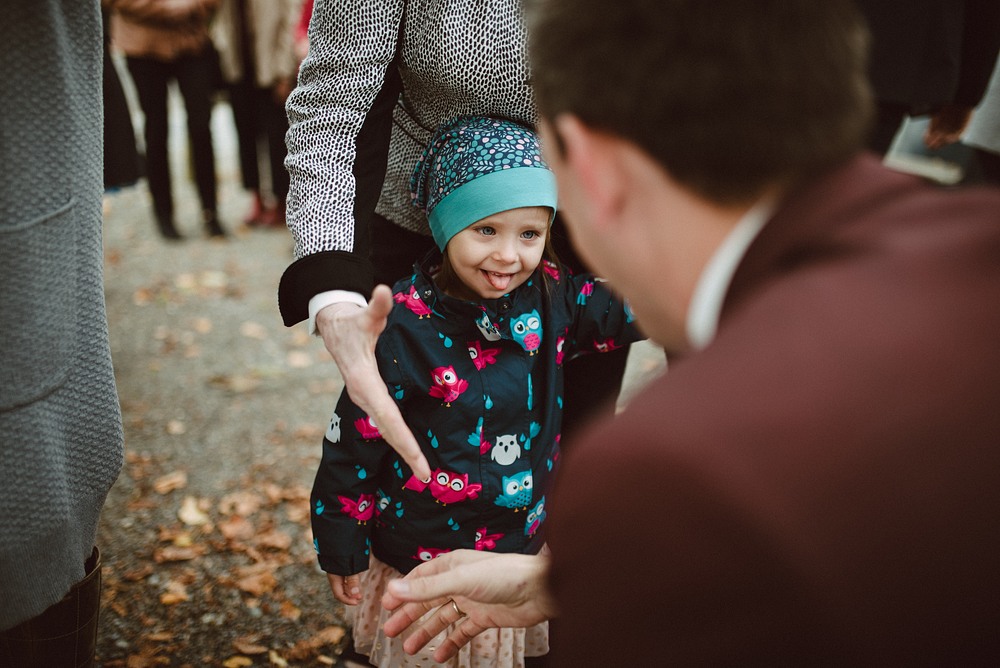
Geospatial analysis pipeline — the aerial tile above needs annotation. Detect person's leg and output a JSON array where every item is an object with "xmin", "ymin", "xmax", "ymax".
[
  {"xmin": 265, "ymin": 88, "xmax": 291, "ymax": 223},
  {"xmin": 174, "ymin": 47, "xmax": 223, "ymax": 236},
  {"xmin": 126, "ymin": 56, "xmax": 179, "ymax": 239},
  {"xmin": 371, "ymin": 214, "xmax": 437, "ymax": 286},
  {"xmin": 975, "ymin": 148, "xmax": 1000, "ymax": 186},
  {"xmin": 0, "ymin": 547, "xmax": 102, "ymax": 667},
  {"xmin": 549, "ymin": 213, "xmax": 630, "ymax": 447},
  {"xmin": 227, "ymin": 76, "xmax": 262, "ymax": 194}
]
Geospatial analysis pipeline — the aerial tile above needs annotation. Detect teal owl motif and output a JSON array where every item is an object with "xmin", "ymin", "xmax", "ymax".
[
  {"xmin": 494, "ymin": 470, "xmax": 533, "ymax": 509},
  {"xmin": 510, "ymin": 310, "xmax": 542, "ymax": 354}
]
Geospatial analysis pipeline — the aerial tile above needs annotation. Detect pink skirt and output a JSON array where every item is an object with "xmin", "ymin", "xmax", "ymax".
[{"xmin": 350, "ymin": 555, "xmax": 549, "ymax": 667}]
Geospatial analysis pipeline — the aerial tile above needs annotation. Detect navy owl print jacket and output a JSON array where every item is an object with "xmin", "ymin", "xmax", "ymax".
[{"xmin": 311, "ymin": 253, "xmax": 644, "ymax": 576}]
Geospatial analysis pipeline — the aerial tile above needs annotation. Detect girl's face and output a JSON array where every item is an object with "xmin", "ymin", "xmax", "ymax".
[{"xmin": 442, "ymin": 206, "xmax": 550, "ymax": 301}]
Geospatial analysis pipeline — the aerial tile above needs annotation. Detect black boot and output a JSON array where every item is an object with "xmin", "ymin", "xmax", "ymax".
[
  {"xmin": 0, "ymin": 546, "xmax": 103, "ymax": 667},
  {"xmin": 204, "ymin": 210, "xmax": 226, "ymax": 238},
  {"xmin": 155, "ymin": 211, "xmax": 182, "ymax": 240}
]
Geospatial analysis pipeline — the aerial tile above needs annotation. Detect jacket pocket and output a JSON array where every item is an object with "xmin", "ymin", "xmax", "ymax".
[{"xmin": 0, "ymin": 199, "xmax": 78, "ymax": 410}]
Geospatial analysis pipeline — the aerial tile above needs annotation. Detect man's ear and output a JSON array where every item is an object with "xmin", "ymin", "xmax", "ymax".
[{"xmin": 552, "ymin": 114, "xmax": 627, "ymax": 225}]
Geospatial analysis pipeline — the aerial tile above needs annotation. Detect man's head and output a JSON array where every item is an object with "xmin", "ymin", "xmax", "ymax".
[
  {"xmin": 528, "ymin": 0, "xmax": 873, "ymax": 205},
  {"xmin": 527, "ymin": 0, "xmax": 873, "ymax": 350}
]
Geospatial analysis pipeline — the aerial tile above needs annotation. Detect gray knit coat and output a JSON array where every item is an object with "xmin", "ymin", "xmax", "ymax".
[{"xmin": 0, "ymin": 0, "xmax": 124, "ymax": 629}]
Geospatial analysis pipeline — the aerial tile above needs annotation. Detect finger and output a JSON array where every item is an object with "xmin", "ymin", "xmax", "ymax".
[
  {"xmin": 434, "ymin": 618, "xmax": 488, "ymax": 663},
  {"xmin": 366, "ymin": 284, "xmax": 395, "ymax": 323},
  {"xmin": 345, "ymin": 573, "xmax": 362, "ymax": 601},
  {"xmin": 364, "ymin": 394, "xmax": 431, "ymax": 482},
  {"xmin": 400, "ymin": 600, "xmax": 469, "ymax": 656},
  {"xmin": 382, "ymin": 599, "xmax": 441, "ymax": 638}
]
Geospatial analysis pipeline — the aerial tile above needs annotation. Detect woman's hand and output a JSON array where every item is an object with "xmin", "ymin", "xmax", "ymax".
[
  {"xmin": 381, "ymin": 550, "xmax": 557, "ymax": 663},
  {"xmin": 315, "ymin": 284, "xmax": 431, "ymax": 482}
]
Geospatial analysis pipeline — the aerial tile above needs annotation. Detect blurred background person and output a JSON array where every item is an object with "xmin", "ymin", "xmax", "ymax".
[
  {"xmin": 103, "ymin": 5, "xmax": 141, "ymax": 193},
  {"xmin": 213, "ymin": 0, "xmax": 303, "ymax": 229},
  {"xmin": 105, "ymin": 0, "xmax": 226, "ymax": 239}
]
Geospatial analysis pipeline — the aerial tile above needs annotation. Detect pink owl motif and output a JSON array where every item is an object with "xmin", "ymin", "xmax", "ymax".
[
  {"xmin": 475, "ymin": 526, "xmax": 504, "ymax": 551},
  {"xmin": 428, "ymin": 365, "xmax": 469, "ymax": 405},
  {"xmin": 542, "ymin": 260, "xmax": 561, "ymax": 282},
  {"xmin": 413, "ymin": 546, "xmax": 451, "ymax": 562},
  {"xmin": 354, "ymin": 416, "xmax": 381, "ymax": 440},
  {"xmin": 555, "ymin": 334, "xmax": 567, "ymax": 366},
  {"xmin": 467, "ymin": 341, "xmax": 500, "ymax": 370},
  {"xmin": 594, "ymin": 338, "xmax": 622, "ymax": 353},
  {"xmin": 338, "ymin": 493, "xmax": 375, "ymax": 524},
  {"xmin": 394, "ymin": 285, "xmax": 432, "ymax": 318},
  {"xmin": 404, "ymin": 469, "xmax": 482, "ymax": 504}
]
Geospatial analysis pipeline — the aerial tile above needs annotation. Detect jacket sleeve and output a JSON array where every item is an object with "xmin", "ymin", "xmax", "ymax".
[
  {"xmin": 278, "ymin": 0, "xmax": 404, "ymax": 326},
  {"xmin": 310, "ymin": 387, "xmax": 394, "ymax": 576},
  {"xmin": 563, "ymin": 271, "xmax": 646, "ymax": 358}
]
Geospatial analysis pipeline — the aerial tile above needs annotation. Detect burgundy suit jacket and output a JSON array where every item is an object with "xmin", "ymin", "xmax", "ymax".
[{"xmin": 548, "ymin": 154, "xmax": 1000, "ymax": 666}]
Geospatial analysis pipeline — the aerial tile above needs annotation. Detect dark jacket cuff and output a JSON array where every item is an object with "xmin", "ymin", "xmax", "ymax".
[{"xmin": 278, "ymin": 251, "xmax": 374, "ymax": 326}]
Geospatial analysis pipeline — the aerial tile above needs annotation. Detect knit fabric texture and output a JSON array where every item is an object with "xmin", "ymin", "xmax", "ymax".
[
  {"xmin": 410, "ymin": 116, "xmax": 557, "ymax": 250},
  {"xmin": 1, "ymin": 0, "xmax": 124, "ymax": 629}
]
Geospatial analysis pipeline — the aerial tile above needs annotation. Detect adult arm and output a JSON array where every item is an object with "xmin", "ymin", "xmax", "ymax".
[
  {"xmin": 381, "ymin": 550, "xmax": 557, "ymax": 663},
  {"xmin": 277, "ymin": 0, "xmax": 430, "ymax": 479},
  {"xmin": 278, "ymin": 0, "xmax": 403, "ymax": 323}
]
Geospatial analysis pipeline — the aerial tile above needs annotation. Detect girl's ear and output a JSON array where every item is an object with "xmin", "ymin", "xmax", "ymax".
[{"xmin": 552, "ymin": 114, "xmax": 627, "ymax": 227}]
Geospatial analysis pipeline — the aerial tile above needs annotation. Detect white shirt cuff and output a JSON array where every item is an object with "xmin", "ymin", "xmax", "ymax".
[{"xmin": 308, "ymin": 290, "xmax": 368, "ymax": 335}]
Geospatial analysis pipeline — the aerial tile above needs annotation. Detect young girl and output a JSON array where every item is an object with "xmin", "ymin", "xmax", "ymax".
[{"xmin": 310, "ymin": 116, "xmax": 643, "ymax": 667}]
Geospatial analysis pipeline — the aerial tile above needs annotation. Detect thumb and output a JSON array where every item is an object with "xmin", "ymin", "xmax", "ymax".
[
  {"xmin": 345, "ymin": 573, "xmax": 362, "ymax": 599},
  {"xmin": 367, "ymin": 284, "xmax": 395, "ymax": 322}
]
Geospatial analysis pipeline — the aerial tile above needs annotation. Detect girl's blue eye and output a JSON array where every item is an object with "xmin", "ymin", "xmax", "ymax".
[{"xmin": 479, "ymin": 226, "xmax": 496, "ymax": 236}]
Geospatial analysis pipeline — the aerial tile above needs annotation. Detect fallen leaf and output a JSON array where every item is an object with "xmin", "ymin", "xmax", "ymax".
[
  {"xmin": 222, "ymin": 657, "xmax": 253, "ymax": 668},
  {"xmin": 178, "ymin": 496, "xmax": 211, "ymax": 526},
  {"xmin": 153, "ymin": 545, "xmax": 206, "ymax": 563},
  {"xmin": 235, "ymin": 570, "xmax": 277, "ymax": 597},
  {"xmin": 269, "ymin": 650, "xmax": 289, "ymax": 667},
  {"xmin": 232, "ymin": 638, "xmax": 268, "ymax": 655},
  {"xmin": 257, "ymin": 529, "xmax": 292, "ymax": 551},
  {"xmin": 159, "ymin": 580, "xmax": 189, "ymax": 605},
  {"xmin": 218, "ymin": 515, "xmax": 255, "ymax": 541},
  {"xmin": 279, "ymin": 600, "xmax": 302, "ymax": 621},
  {"xmin": 285, "ymin": 626, "xmax": 347, "ymax": 660},
  {"xmin": 166, "ymin": 420, "xmax": 186, "ymax": 436},
  {"xmin": 153, "ymin": 471, "xmax": 188, "ymax": 494},
  {"xmin": 123, "ymin": 564, "xmax": 154, "ymax": 582},
  {"xmin": 146, "ymin": 632, "xmax": 174, "ymax": 642},
  {"xmin": 219, "ymin": 491, "xmax": 263, "ymax": 517}
]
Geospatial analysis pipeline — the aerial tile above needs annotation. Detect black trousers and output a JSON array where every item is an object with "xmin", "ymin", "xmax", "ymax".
[
  {"xmin": 371, "ymin": 213, "xmax": 630, "ymax": 447},
  {"xmin": 126, "ymin": 48, "xmax": 218, "ymax": 219},
  {"xmin": 227, "ymin": 77, "xmax": 290, "ymax": 202}
]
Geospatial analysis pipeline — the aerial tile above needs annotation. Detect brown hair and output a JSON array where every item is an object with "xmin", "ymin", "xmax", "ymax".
[{"xmin": 527, "ymin": 0, "xmax": 874, "ymax": 204}]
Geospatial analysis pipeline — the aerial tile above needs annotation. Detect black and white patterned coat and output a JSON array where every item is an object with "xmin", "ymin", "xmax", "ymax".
[{"xmin": 280, "ymin": 0, "xmax": 536, "ymax": 325}]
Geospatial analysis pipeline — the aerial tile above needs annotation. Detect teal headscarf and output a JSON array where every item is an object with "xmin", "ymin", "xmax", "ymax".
[{"xmin": 411, "ymin": 116, "xmax": 558, "ymax": 250}]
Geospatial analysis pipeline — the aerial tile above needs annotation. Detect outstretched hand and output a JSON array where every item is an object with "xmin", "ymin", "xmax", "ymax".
[
  {"xmin": 381, "ymin": 550, "xmax": 556, "ymax": 663},
  {"xmin": 315, "ymin": 284, "xmax": 431, "ymax": 481}
]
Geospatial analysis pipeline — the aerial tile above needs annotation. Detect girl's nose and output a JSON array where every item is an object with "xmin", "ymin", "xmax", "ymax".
[{"xmin": 492, "ymin": 237, "xmax": 519, "ymax": 263}]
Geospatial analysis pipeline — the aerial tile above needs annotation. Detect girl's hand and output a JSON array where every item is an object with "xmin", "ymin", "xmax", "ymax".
[{"xmin": 328, "ymin": 571, "xmax": 364, "ymax": 606}]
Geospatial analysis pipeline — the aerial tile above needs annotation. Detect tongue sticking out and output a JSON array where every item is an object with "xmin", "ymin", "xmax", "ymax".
[{"xmin": 484, "ymin": 271, "xmax": 513, "ymax": 291}]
